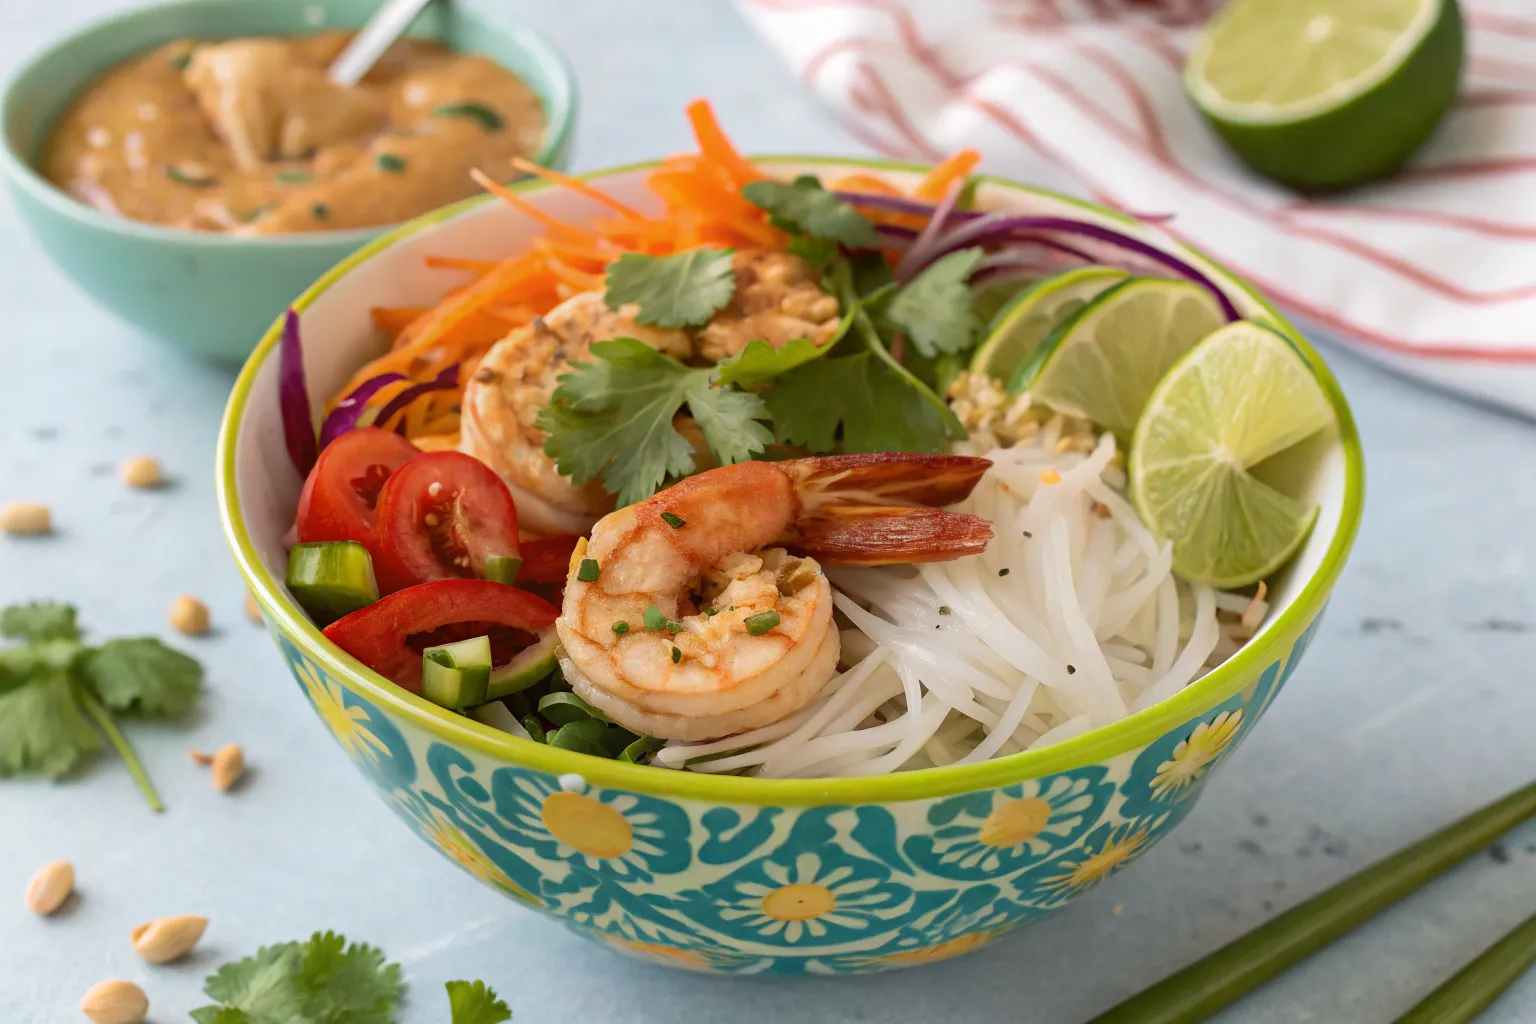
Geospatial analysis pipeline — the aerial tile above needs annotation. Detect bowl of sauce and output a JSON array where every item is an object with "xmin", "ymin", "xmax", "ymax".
[{"xmin": 1, "ymin": 0, "xmax": 575, "ymax": 361}]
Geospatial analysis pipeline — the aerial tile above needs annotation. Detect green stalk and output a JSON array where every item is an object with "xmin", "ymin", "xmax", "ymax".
[
  {"xmin": 1088, "ymin": 779, "xmax": 1536, "ymax": 1024},
  {"xmin": 1394, "ymin": 913, "xmax": 1536, "ymax": 1024},
  {"xmin": 77, "ymin": 686, "xmax": 164, "ymax": 813}
]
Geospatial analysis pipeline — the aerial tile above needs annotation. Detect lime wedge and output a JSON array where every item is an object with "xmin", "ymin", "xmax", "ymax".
[
  {"xmin": 1185, "ymin": 0, "xmax": 1463, "ymax": 190},
  {"xmin": 1010, "ymin": 277, "xmax": 1226, "ymax": 437},
  {"xmin": 1130, "ymin": 321, "xmax": 1335, "ymax": 588},
  {"xmin": 969, "ymin": 266, "xmax": 1128, "ymax": 385}
]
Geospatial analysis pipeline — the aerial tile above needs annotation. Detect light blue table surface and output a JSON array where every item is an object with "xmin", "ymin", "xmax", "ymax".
[{"xmin": 3, "ymin": 1, "xmax": 1535, "ymax": 1021}]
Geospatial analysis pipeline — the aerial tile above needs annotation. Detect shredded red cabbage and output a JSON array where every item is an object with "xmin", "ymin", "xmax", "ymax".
[
  {"xmin": 279, "ymin": 308, "xmax": 317, "ymax": 477},
  {"xmin": 318, "ymin": 372, "xmax": 408, "ymax": 450},
  {"xmin": 371, "ymin": 365, "xmax": 460, "ymax": 433}
]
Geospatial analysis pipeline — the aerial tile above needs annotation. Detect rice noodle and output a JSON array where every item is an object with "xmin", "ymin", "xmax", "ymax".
[{"xmin": 661, "ymin": 424, "xmax": 1258, "ymax": 777}]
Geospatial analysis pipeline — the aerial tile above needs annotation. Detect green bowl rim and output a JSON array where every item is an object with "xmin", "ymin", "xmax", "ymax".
[
  {"xmin": 216, "ymin": 155, "xmax": 1366, "ymax": 806},
  {"xmin": 0, "ymin": 0, "xmax": 577, "ymax": 249}
]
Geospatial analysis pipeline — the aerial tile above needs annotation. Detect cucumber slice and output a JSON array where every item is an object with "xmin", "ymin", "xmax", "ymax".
[
  {"xmin": 422, "ymin": 635, "xmax": 492, "ymax": 710},
  {"xmin": 486, "ymin": 631, "xmax": 559, "ymax": 699},
  {"xmin": 285, "ymin": 541, "xmax": 379, "ymax": 624}
]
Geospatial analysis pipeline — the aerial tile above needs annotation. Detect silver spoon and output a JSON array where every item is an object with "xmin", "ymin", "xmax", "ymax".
[{"xmin": 328, "ymin": 0, "xmax": 438, "ymax": 87}]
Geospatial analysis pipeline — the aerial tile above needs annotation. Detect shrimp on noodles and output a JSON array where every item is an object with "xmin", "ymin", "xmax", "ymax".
[{"xmin": 556, "ymin": 453, "xmax": 994, "ymax": 740}]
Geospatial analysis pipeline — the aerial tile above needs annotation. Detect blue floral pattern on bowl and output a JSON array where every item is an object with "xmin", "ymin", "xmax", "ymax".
[{"xmin": 271, "ymin": 612, "xmax": 1326, "ymax": 976}]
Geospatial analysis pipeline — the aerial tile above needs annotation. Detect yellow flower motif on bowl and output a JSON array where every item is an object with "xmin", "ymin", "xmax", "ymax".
[
  {"xmin": 872, "ymin": 930, "xmax": 1004, "ymax": 967},
  {"xmin": 1152, "ymin": 710, "xmax": 1243, "ymax": 799},
  {"xmin": 415, "ymin": 803, "xmax": 541, "ymax": 908},
  {"xmin": 541, "ymin": 792, "xmax": 634, "ymax": 859},
  {"xmin": 1035, "ymin": 824, "xmax": 1152, "ymax": 904},
  {"xmin": 602, "ymin": 934, "xmax": 711, "ymax": 969},
  {"xmin": 294, "ymin": 657, "xmax": 389, "ymax": 766}
]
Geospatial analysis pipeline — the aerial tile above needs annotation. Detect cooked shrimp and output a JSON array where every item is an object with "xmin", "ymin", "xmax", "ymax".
[
  {"xmin": 462, "ymin": 249, "xmax": 839, "ymax": 535},
  {"xmin": 460, "ymin": 291, "xmax": 692, "ymax": 535},
  {"xmin": 556, "ymin": 453, "xmax": 993, "ymax": 741},
  {"xmin": 696, "ymin": 250, "xmax": 842, "ymax": 363}
]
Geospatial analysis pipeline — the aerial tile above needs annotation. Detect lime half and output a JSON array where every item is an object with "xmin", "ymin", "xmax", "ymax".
[
  {"xmin": 1130, "ymin": 321, "xmax": 1335, "ymax": 589},
  {"xmin": 1185, "ymin": 0, "xmax": 1464, "ymax": 190},
  {"xmin": 1011, "ymin": 277, "xmax": 1226, "ymax": 437},
  {"xmin": 969, "ymin": 266, "xmax": 1128, "ymax": 385}
]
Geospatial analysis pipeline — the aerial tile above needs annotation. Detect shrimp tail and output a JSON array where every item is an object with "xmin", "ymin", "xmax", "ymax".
[
  {"xmin": 787, "ymin": 506, "xmax": 994, "ymax": 566},
  {"xmin": 783, "ymin": 452, "xmax": 993, "ymax": 513}
]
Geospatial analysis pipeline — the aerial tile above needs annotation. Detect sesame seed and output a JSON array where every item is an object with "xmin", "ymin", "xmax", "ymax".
[{"xmin": 998, "ymin": 568, "xmax": 1010, "ymax": 577}]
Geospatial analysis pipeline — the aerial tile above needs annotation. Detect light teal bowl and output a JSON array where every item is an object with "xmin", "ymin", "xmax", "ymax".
[
  {"xmin": 0, "ymin": 0, "xmax": 575, "ymax": 363},
  {"xmin": 217, "ymin": 158, "xmax": 1365, "ymax": 975}
]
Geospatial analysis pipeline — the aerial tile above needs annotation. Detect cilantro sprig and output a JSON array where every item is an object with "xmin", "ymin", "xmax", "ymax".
[
  {"xmin": 885, "ymin": 247, "xmax": 985, "ymax": 357},
  {"xmin": 191, "ymin": 931, "xmax": 513, "ymax": 1023},
  {"xmin": 743, "ymin": 175, "xmax": 882, "ymax": 249},
  {"xmin": 604, "ymin": 249, "xmax": 735, "ymax": 328},
  {"xmin": 0, "ymin": 601, "xmax": 202, "ymax": 810},
  {"xmin": 537, "ymin": 339, "xmax": 773, "ymax": 506}
]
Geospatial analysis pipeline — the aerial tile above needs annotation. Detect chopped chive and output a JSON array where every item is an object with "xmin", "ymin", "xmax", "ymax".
[
  {"xmin": 666, "ymin": 619, "xmax": 683, "ymax": 634},
  {"xmin": 671, "ymin": 646, "xmax": 682, "ymax": 663},
  {"xmin": 998, "ymin": 568, "xmax": 1011, "ymax": 577},
  {"xmin": 938, "ymin": 605, "xmax": 952, "ymax": 616},
  {"xmin": 312, "ymin": 202, "xmax": 329, "ymax": 221},
  {"xmin": 374, "ymin": 152, "xmax": 407, "ymax": 173},
  {"xmin": 275, "ymin": 169, "xmax": 313, "ymax": 184},
  {"xmin": 483, "ymin": 554, "xmax": 522, "ymax": 584},
  {"xmin": 576, "ymin": 558, "xmax": 601, "ymax": 582},
  {"xmin": 431, "ymin": 101, "xmax": 505, "ymax": 132},
  {"xmin": 164, "ymin": 165, "xmax": 216, "ymax": 187},
  {"xmin": 660, "ymin": 511, "xmax": 685, "ymax": 529},
  {"xmin": 703, "ymin": 607, "xmax": 718, "ymax": 617},
  {"xmin": 612, "ymin": 621, "xmax": 629, "ymax": 635},
  {"xmin": 643, "ymin": 605, "xmax": 666, "ymax": 632},
  {"xmin": 744, "ymin": 610, "xmax": 780, "ymax": 636}
]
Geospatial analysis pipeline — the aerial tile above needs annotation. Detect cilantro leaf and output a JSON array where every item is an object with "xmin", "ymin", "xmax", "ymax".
[
  {"xmin": 195, "ymin": 932, "xmax": 403, "ymax": 1024},
  {"xmin": 885, "ymin": 247, "xmax": 985, "ymax": 358},
  {"xmin": 538, "ymin": 339, "xmax": 771, "ymax": 506},
  {"xmin": 82, "ymin": 638, "xmax": 202, "ymax": 717},
  {"xmin": 447, "ymin": 980, "xmax": 513, "ymax": 1024},
  {"xmin": 86, "ymin": 638, "xmax": 202, "ymax": 716},
  {"xmin": 1, "ymin": 602, "xmax": 80, "ymax": 643},
  {"xmin": 713, "ymin": 338, "xmax": 831, "ymax": 390},
  {"xmin": 604, "ymin": 249, "xmax": 735, "ymax": 328},
  {"xmin": 786, "ymin": 234, "xmax": 838, "ymax": 270},
  {"xmin": 0, "ymin": 671, "xmax": 98, "ymax": 779},
  {"xmin": 742, "ymin": 176, "xmax": 881, "ymax": 248},
  {"xmin": 765, "ymin": 352, "xmax": 957, "ymax": 454}
]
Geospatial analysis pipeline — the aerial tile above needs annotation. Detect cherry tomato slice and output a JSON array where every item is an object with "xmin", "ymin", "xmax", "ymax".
[
  {"xmin": 373, "ymin": 451, "xmax": 521, "ymax": 594},
  {"xmin": 322, "ymin": 579, "xmax": 557, "ymax": 691},
  {"xmin": 516, "ymin": 535, "xmax": 583, "ymax": 585},
  {"xmin": 296, "ymin": 428, "xmax": 419, "ymax": 560}
]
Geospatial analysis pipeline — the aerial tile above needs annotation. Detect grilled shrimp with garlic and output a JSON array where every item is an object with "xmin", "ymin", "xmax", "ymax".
[
  {"xmin": 556, "ymin": 453, "xmax": 994, "ymax": 741},
  {"xmin": 460, "ymin": 249, "xmax": 842, "ymax": 536}
]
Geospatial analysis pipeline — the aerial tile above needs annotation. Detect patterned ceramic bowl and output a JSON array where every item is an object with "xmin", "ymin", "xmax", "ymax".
[{"xmin": 217, "ymin": 159, "xmax": 1364, "ymax": 976}]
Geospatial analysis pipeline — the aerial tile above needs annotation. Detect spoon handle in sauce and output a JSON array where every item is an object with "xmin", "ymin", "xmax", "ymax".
[{"xmin": 329, "ymin": 0, "xmax": 438, "ymax": 87}]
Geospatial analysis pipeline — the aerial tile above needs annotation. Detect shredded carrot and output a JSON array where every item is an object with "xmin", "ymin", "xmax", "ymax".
[
  {"xmin": 915, "ymin": 148, "xmax": 981, "ymax": 202},
  {"xmin": 510, "ymin": 157, "xmax": 648, "ymax": 220},
  {"xmin": 330, "ymin": 99, "xmax": 976, "ymax": 444}
]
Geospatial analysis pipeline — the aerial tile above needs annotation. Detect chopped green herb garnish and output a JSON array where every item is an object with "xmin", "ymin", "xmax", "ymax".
[
  {"xmin": 703, "ymin": 607, "xmax": 719, "ymax": 617},
  {"xmin": 431, "ymin": 101, "xmax": 505, "ymax": 132},
  {"xmin": 538, "ymin": 338, "xmax": 772, "ymax": 505},
  {"xmin": 374, "ymin": 152, "xmax": 407, "ymax": 173},
  {"xmin": 603, "ymin": 249, "xmax": 735, "ymax": 328},
  {"xmin": 671, "ymin": 646, "xmax": 682, "ymax": 663},
  {"xmin": 312, "ymin": 202, "xmax": 330, "ymax": 221},
  {"xmin": 666, "ymin": 618, "xmax": 684, "ymax": 634},
  {"xmin": 190, "ymin": 931, "xmax": 403, "ymax": 1024},
  {"xmin": 643, "ymin": 605, "xmax": 666, "ymax": 632},
  {"xmin": 938, "ymin": 605, "xmax": 952, "ymax": 616},
  {"xmin": 744, "ymin": 610, "xmax": 781, "ymax": 636},
  {"xmin": 742, "ymin": 175, "xmax": 881, "ymax": 248},
  {"xmin": 164, "ymin": 165, "xmax": 216, "ymax": 188},
  {"xmin": 612, "ymin": 621, "xmax": 630, "ymax": 635},
  {"xmin": 274, "ymin": 169, "xmax": 313, "ymax": 184},
  {"xmin": 660, "ymin": 511, "xmax": 686, "ymax": 529},
  {"xmin": 998, "ymin": 568, "xmax": 1011, "ymax": 577},
  {"xmin": 240, "ymin": 203, "xmax": 275, "ymax": 223},
  {"xmin": 886, "ymin": 247, "xmax": 985, "ymax": 357},
  {"xmin": 576, "ymin": 558, "xmax": 601, "ymax": 582}
]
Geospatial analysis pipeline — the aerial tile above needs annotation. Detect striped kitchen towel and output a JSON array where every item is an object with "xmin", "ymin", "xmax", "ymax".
[{"xmin": 737, "ymin": 0, "xmax": 1536, "ymax": 416}]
